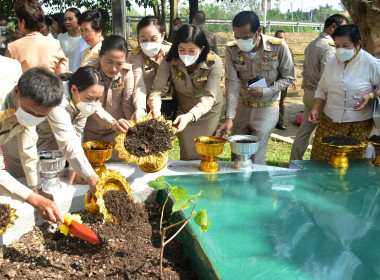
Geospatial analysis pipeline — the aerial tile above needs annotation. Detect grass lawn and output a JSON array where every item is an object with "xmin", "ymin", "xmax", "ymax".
[{"xmin": 169, "ymin": 137, "xmax": 311, "ymax": 168}]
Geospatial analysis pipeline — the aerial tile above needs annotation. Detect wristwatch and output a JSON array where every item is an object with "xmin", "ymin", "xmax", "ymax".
[
  {"xmin": 225, "ymin": 116, "xmax": 234, "ymax": 121},
  {"xmin": 190, "ymin": 112, "xmax": 196, "ymax": 122},
  {"xmin": 31, "ymin": 184, "xmax": 42, "ymax": 191}
]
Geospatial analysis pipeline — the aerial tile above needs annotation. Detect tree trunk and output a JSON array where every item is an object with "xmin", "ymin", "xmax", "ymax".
[
  {"xmin": 342, "ymin": 0, "xmax": 380, "ymax": 58},
  {"xmin": 153, "ymin": 0, "xmax": 160, "ymax": 19},
  {"xmin": 189, "ymin": 0, "xmax": 199, "ymax": 23},
  {"xmin": 161, "ymin": 0, "xmax": 167, "ymax": 37},
  {"xmin": 169, "ymin": 0, "xmax": 178, "ymax": 40}
]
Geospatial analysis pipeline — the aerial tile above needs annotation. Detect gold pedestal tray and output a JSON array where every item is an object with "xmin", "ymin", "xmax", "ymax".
[
  {"xmin": 369, "ymin": 141, "xmax": 380, "ymax": 166},
  {"xmin": 0, "ymin": 204, "xmax": 18, "ymax": 235},
  {"xmin": 194, "ymin": 136, "xmax": 227, "ymax": 173},
  {"xmin": 322, "ymin": 142, "xmax": 366, "ymax": 168},
  {"xmin": 83, "ymin": 141, "xmax": 114, "ymax": 175},
  {"xmin": 85, "ymin": 169, "xmax": 133, "ymax": 223},
  {"xmin": 114, "ymin": 114, "xmax": 176, "ymax": 173}
]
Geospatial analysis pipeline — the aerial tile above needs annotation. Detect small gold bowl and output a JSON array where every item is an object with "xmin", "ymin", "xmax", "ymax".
[
  {"xmin": 194, "ymin": 136, "xmax": 227, "ymax": 173},
  {"xmin": 0, "ymin": 204, "xmax": 18, "ymax": 235},
  {"xmin": 369, "ymin": 141, "xmax": 380, "ymax": 166},
  {"xmin": 84, "ymin": 169, "xmax": 133, "ymax": 222},
  {"xmin": 322, "ymin": 141, "xmax": 366, "ymax": 168},
  {"xmin": 83, "ymin": 141, "xmax": 114, "ymax": 175},
  {"xmin": 114, "ymin": 114, "xmax": 176, "ymax": 173}
]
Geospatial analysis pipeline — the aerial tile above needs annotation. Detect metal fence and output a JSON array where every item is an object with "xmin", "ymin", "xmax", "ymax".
[{"xmin": 126, "ymin": 16, "xmax": 324, "ymax": 37}]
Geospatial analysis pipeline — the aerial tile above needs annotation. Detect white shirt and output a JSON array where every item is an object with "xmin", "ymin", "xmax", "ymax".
[
  {"xmin": 58, "ymin": 32, "xmax": 81, "ymax": 72},
  {"xmin": 72, "ymin": 37, "xmax": 89, "ymax": 73},
  {"xmin": 0, "ymin": 56, "xmax": 22, "ymax": 105},
  {"xmin": 315, "ymin": 49, "xmax": 380, "ymax": 123}
]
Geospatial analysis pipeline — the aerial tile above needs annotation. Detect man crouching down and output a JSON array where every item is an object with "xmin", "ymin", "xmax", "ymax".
[{"xmin": 0, "ymin": 65, "xmax": 64, "ymax": 223}]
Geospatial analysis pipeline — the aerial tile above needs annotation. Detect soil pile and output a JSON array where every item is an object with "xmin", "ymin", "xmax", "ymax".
[
  {"xmin": 124, "ymin": 119, "xmax": 174, "ymax": 157},
  {"xmin": 322, "ymin": 135, "xmax": 361, "ymax": 146},
  {"xmin": 0, "ymin": 204, "xmax": 11, "ymax": 228},
  {"xmin": 369, "ymin": 135, "xmax": 380, "ymax": 143},
  {"xmin": 103, "ymin": 190, "xmax": 135, "ymax": 224},
  {"xmin": 0, "ymin": 202, "xmax": 197, "ymax": 279}
]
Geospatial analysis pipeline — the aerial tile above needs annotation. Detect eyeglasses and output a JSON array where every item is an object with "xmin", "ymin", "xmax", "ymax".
[{"xmin": 81, "ymin": 28, "xmax": 95, "ymax": 36}]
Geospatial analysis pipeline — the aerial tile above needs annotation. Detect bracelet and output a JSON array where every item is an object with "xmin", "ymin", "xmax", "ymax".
[
  {"xmin": 225, "ymin": 116, "xmax": 234, "ymax": 121},
  {"xmin": 31, "ymin": 185, "xmax": 42, "ymax": 191},
  {"xmin": 368, "ymin": 92, "xmax": 375, "ymax": 99}
]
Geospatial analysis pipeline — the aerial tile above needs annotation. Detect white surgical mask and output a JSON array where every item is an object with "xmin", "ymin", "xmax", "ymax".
[
  {"xmin": 173, "ymin": 25, "xmax": 179, "ymax": 32},
  {"xmin": 15, "ymin": 104, "xmax": 46, "ymax": 127},
  {"xmin": 140, "ymin": 41, "xmax": 162, "ymax": 57},
  {"xmin": 236, "ymin": 33, "xmax": 258, "ymax": 52},
  {"xmin": 0, "ymin": 26, "xmax": 6, "ymax": 35},
  {"xmin": 335, "ymin": 48, "xmax": 355, "ymax": 63},
  {"xmin": 75, "ymin": 92, "xmax": 97, "ymax": 117},
  {"xmin": 179, "ymin": 53, "xmax": 200, "ymax": 66}
]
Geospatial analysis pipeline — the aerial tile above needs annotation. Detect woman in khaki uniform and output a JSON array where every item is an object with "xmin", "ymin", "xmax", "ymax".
[
  {"xmin": 83, "ymin": 35, "xmax": 146, "ymax": 161},
  {"xmin": 127, "ymin": 16, "xmax": 173, "ymax": 118},
  {"xmin": 149, "ymin": 25, "xmax": 223, "ymax": 160}
]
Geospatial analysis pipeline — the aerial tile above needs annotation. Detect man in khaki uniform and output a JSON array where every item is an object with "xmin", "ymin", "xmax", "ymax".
[
  {"xmin": 216, "ymin": 11, "xmax": 295, "ymax": 165},
  {"xmin": 290, "ymin": 14, "xmax": 348, "ymax": 160},
  {"xmin": 0, "ymin": 62, "xmax": 63, "ymax": 223},
  {"xmin": 192, "ymin": 11, "xmax": 218, "ymax": 55}
]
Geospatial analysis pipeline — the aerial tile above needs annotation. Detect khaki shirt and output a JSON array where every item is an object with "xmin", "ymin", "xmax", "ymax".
[
  {"xmin": 85, "ymin": 63, "xmax": 139, "ymax": 135},
  {"xmin": 36, "ymin": 84, "xmax": 95, "ymax": 180},
  {"xmin": 0, "ymin": 91, "xmax": 39, "ymax": 202},
  {"xmin": 225, "ymin": 34, "xmax": 295, "ymax": 119},
  {"xmin": 302, "ymin": 32, "xmax": 335, "ymax": 89},
  {"xmin": 5, "ymin": 33, "xmax": 68, "ymax": 73},
  {"xmin": 127, "ymin": 43, "xmax": 171, "ymax": 95},
  {"xmin": 80, "ymin": 39, "xmax": 103, "ymax": 67},
  {"xmin": 148, "ymin": 51, "xmax": 223, "ymax": 120},
  {"xmin": 199, "ymin": 25, "xmax": 218, "ymax": 55}
]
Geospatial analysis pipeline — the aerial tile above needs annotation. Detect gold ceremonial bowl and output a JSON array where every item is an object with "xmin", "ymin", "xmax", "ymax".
[
  {"xmin": 82, "ymin": 141, "xmax": 114, "ymax": 175},
  {"xmin": 322, "ymin": 141, "xmax": 366, "ymax": 168},
  {"xmin": 0, "ymin": 204, "xmax": 18, "ymax": 235},
  {"xmin": 194, "ymin": 136, "xmax": 227, "ymax": 173},
  {"xmin": 85, "ymin": 169, "xmax": 133, "ymax": 223},
  {"xmin": 114, "ymin": 114, "xmax": 176, "ymax": 173},
  {"xmin": 369, "ymin": 141, "xmax": 380, "ymax": 166}
]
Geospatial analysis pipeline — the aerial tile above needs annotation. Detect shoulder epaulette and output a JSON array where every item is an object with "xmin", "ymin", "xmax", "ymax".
[
  {"xmin": 123, "ymin": 63, "xmax": 132, "ymax": 70},
  {"xmin": 132, "ymin": 46, "xmax": 141, "ymax": 54},
  {"xmin": 207, "ymin": 53, "xmax": 216, "ymax": 62},
  {"xmin": 0, "ymin": 109, "xmax": 15, "ymax": 121},
  {"xmin": 328, "ymin": 41, "xmax": 335, "ymax": 46},
  {"xmin": 267, "ymin": 37, "xmax": 283, "ymax": 45},
  {"xmin": 163, "ymin": 40, "xmax": 172, "ymax": 46},
  {"xmin": 227, "ymin": 40, "xmax": 237, "ymax": 47}
]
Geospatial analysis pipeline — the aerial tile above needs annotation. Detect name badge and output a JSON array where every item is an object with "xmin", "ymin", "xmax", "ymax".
[{"xmin": 197, "ymin": 76, "xmax": 207, "ymax": 82}]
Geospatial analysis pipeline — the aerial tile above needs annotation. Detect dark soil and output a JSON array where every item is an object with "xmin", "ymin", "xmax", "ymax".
[
  {"xmin": 196, "ymin": 140, "xmax": 218, "ymax": 144},
  {"xmin": 103, "ymin": 190, "xmax": 135, "ymax": 224},
  {"xmin": 322, "ymin": 135, "xmax": 361, "ymax": 146},
  {"xmin": 0, "ymin": 201, "xmax": 197, "ymax": 280},
  {"xmin": 124, "ymin": 119, "xmax": 175, "ymax": 157},
  {"xmin": 0, "ymin": 204, "xmax": 11, "ymax": 228},
  {"xmin": 369, "ymin": 135, "xmax": 380, "ymax": 143},
  {"xmin": 236, "ymin": 140, "xmax": 257, "ymax": 144}
]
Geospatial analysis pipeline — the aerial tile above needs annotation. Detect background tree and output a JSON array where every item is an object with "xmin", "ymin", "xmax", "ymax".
[{"xmin": 342, "ymin": 0, "xmax": 380, "ymax": 58}]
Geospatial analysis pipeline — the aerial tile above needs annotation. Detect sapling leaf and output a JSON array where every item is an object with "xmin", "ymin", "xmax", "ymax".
[
  {"xmin": 172, "ymin": 198, "xmax": 191, "ymax": 213},
  {"xmin": 171, "ymin": 187, "xmax": 188, "ymax": 200},
  {"xmin": 148, "ymin": 177, "xmax": 167, "ymax": 190},
  {"xmin": 193, "ymin": 209, "xmax": 210, "ymax": 232}
]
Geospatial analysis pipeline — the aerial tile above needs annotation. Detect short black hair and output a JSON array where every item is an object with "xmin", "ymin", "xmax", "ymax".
[
  {"xmin": 137, "ymin": 16, "xmax": 165, "ymax": 36},
  {"xmin": 44, "ymin": 15, "xmax": 52, "ymax": 27},
  {"xmin": 100, "ymin": 34, "xmax": 128, "ymax": 56},
  {"xmin": 78, "ymin": 9, "xmax": 109, "ymax": 35},
  {"xmin": 332, "ymin": 24, "xmax": 361, "ymax": 45},
  {"xmin": 18, "ymin": 68, "xmax": 63, "ymax": 108},
  {"xmin": 193, "ymin": 11, "xmax": 206, "ymax": 24},
  {"xmin": 51, "ymin": 13, "xmax": 67, "ymax": 33},
  {"xmin": 69, "ymin": 66, "xmax": 104, "ymax": 92},
  {"xmin": 65, "ymin": 7, "xmax": 81, "ymax": 20},
  {"xmin": 275, "ymin": 30, "xmax": 285, "ymax": 36},
  {"xmin": 174, "ymin": 18, "xmax": 182, "ymax": 23},
  {"xmin": 232, "ymin": 11, "xmax": 260, "ymax": 33},
  {"xmin": 324, "ymin": 14, "xmax": 349, "ymax": 29},
  {"xmin": 166, "ymin": 24, "xmax": 210, "ymax": 63}
]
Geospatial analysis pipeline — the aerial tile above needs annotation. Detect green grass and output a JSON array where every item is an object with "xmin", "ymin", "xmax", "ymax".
[{"xmin": 169, "ymin": 137, "xmax": 311, "ymax": 168}]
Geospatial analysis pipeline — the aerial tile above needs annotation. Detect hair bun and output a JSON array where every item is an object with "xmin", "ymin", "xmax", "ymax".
[{"xmin": 96, "ymin": 8, "xmax": 110, "ymax": 23}]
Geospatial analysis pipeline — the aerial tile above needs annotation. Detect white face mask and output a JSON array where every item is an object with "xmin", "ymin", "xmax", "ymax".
[
  {"xmin": 140, "ymin": 41, "xmax": 162, "ymax": 57},
  {"xmin": 179, "ymin": 53, "xmax": 200, "ymax": 66},
  {"xmin": 15, "ymin": 103, "xmax": 46, "ymax": 127},
  {"xmin": 336, "ymin": 48, "xmax": 356, "ymax": 63},
  {"xmin": 173, "ymin": 25, "xmax": 179, "ymax": 32},
  {"xmin": 75, "ymin": 92, "xmax": 97, "ymax": 117},
  {"xmin": 236, "ymin": 33, "xmax": 258, "ymax": 52},
  {"xmin": 0, "ymin": 26, "xmax": 6, "ymax": 35}
]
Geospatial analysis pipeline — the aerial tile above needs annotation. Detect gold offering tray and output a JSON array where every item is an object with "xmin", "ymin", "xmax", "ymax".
[
  {"xmin": 114, "ymin": 114, "xmax": 176, "ymax": 173},
  {"xmin": 322, "ymin": 141, "xmax": 366, "ymax": 168},
  {"xmin": 0, "ymin": 205, "xmax": 18, "ymax": 235},
  {"xmin": 83, "ymin": 141, "xmax": 114, "ymax": 175},
  {"xmin": 194, "ymin": 136, "xmax": 227, "ymax": 173},
  {"xmin": 85, "ymin": 169, "xmax": 133, "ymax": 223}
]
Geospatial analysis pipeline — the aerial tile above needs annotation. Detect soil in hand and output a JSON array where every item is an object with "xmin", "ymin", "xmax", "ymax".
[
  {"xmin": 0, "ymin": 202, "xmax": 197, "ymax": 279},
  {"xmin": 0, "ymin": 204, "xmax": 11, "ymax": 227},
  {"xmin": 369, "ymin": 135, "xmax": 380, "ymax": 143},
  {"xmin": 124, "ymin": 119, "xmax": 174, "ymax": 157},
  {"xmin": 236, "ymin": 140, "xmax": 257, "ymax": 144},
  {"xmin": 322, "ymin": 135, "xmax": 361, "ymax": 146},
  {"xmin": 103, "ymin": 190, "xmax": 135, "ymax": 224}
]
